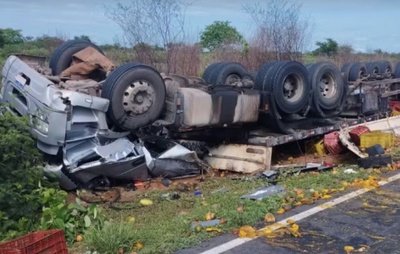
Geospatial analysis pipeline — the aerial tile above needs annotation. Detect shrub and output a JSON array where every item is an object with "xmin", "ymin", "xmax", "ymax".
[
  {"xmin": 0, "ymin": 110, "xmax": 44, "ymax": 240},
  {"xmin": 38, "ymin": 188, "xmax": 105, "ymax": 243}
]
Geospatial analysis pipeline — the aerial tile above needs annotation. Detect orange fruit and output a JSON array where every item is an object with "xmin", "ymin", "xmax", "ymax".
[{"xmin": 75, "ymin": 235, "xmax": 83, "ymax": 242}]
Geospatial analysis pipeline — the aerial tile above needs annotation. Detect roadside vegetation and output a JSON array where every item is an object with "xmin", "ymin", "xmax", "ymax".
[
  {"xmin": 1, "ymin": 0, "xmax": 400, "ymax": 253},
  {"xmin": 69, "ymin": 162, "xmax": 392, "ymax": 254}
]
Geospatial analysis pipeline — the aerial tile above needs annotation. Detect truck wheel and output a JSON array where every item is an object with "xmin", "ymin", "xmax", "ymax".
[
  {"xmin": 341, "ymin": 62, "xmax": 352, "ymax": 82},
  {"xmin": 250, "ymin": 71, "xmax": 258, "ymax": 81},
  {"xmin": 254, "ymin": 61, "xmax": 278, "ymax": 91},
  {"xmin": 208, "ymin": 62, "xmax": 252, "ymax": 87},
  {"xmin": 266, "ymin": 61, "xmax": 311, "ymax": 114},
  {"xmin": 49, "ymin": 39, "xmax": 104, "ymax": 75},
  {"xmin": 202, "ymin": 62, "xmax": 224, "ymax": 84},
  {"xmin": 366, "ymin": 61, "xmax": 380, "ymax": 75},
  {"xmin": 101, "ymin": 63, "xmax": 166, "ymax": 131},
  {"xmin": 378, "ymin": 60, "xmax": 392, "ymax": 75},
  {"xmin": 305, "ymin": 63, "xmax": 315, "ymax": 71},
  {"xmin": 394, "ymin": 61, "xmax": 400, "ymax": 78},
  {"xmin": 308, "ymin": 62, "xmax": 344, "ymax": 110},
  {"xmin": 348, "ymin": 62, "xmax": 367, "ymax": 81}
]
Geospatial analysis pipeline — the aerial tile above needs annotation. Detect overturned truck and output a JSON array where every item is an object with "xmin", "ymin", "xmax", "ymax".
[{"xmin": 2, "ymin": 40, "xmax": 400, "ymax": 190}]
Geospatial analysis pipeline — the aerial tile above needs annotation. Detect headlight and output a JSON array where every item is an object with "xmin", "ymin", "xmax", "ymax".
[{"xmin": 31, "ymin": 110, "xmax": 49, "ymax": 134}]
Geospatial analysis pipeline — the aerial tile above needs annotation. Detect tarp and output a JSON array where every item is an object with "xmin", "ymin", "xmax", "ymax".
[{"xmin": 60, "ymin": 47, "xmax": 115, "ymax": 79}]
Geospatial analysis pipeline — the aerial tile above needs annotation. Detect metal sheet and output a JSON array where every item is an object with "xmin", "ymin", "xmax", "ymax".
[
  {"xmin": 143, "ymin": 141, "xmax": 204, "ymax": 178},
  {"xmin": 94, "ymin": 137, "xmax": 136, "ymax": 162}
]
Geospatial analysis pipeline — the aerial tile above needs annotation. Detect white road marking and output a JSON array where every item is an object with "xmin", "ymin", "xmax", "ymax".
[{"xmin": 199, "ymin": 172, "xmax": 400, "ymax": 254}]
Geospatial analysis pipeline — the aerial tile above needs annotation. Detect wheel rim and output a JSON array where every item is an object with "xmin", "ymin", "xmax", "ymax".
[
  {"xmin": 225, "ymin": 74, "xmax": 241, "ymax": 85},
  {"xmin": 319, "ymin": 73, "xmax": 337, "ymax": 99},
  {"xmin": 384, "ymin": 66, "xmax": 391, "ymax": 74},
  {"xmin": 357, "ymin": 67, "xmax": 366, "ymax": 79},
  {"xmin": 372, "ymin": 66, "xmax": 379, "ymax": 74},
  {"xmin": 123, "ymin": 80, "xmax": 155, "ymax": 115},
  {"xmin": 282, "ymin": 73, "xmax": 304, "ymax": 103}
]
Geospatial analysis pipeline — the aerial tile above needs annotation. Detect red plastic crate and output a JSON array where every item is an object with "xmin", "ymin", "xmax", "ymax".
[
  {"xmin": 324, "ymin": 131, "xmax": 344, "ymax": 155},
  {"xmin": 0, "ymin": 230, "xmax": 68, "ymax": 254},
  {"xmin": 389, "ymin": 101, "xmax": 400, "ymax": 111},
  {"xmin": 349, "ymin": 126, "xmax": 371, "ymax": 146}
]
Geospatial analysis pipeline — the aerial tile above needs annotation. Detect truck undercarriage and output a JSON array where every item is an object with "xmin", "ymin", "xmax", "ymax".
[{"xmin": 2, "ymin": 39, "xmax": 400, "ymax": 191}]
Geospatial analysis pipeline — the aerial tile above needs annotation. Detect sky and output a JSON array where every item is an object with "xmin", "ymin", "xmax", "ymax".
[{"xmin": 0, "ymin": 0, "xmax": 400, "ymax": 53}]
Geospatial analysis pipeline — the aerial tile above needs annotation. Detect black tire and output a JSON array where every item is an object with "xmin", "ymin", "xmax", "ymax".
[
  {"xmin": 348, "ymin": 62, "xmax": 367, "ymax": 81},
  {"xmin": 263, "ymin": 61, "xmax": 311, "ymax": 114},
  {"xmin": 378, "ymin": 60, "xmax": 392, "ymax": 75},
  {"xmin": 341, "ymin": 62, "xmax": 352, "ymax": 82},
  {"xmin": 254, "ymin": 61, "xmax": 278, "ymax": 91},
  {"xmin": 101, "ymin": 63, "xmax": 166, "ymax": 131},
  {"xmin": 49, "ymin": 39, "xmax": 104, "ymax": 75},
  {"xmin": 202, "ymin": 62, "xmax": 224, "ymax": 83},
  {"xmin": 250, "ymin": 71, "xmax": 258, "ymax": 81},
  {"xmin": 208, "ymin": 62, "xmax": 252, "ymax": 87},
  {"xmin": 305, "ymin": 63, "xmax": 315, "ymax": 71},
  {"xmin": 366, "ymin": 61, "xmax": 380, "ymax": 75},
  {"xmin": 308, "ymin": 62, "xmax": 344, "ymax": 110},
  {"xmin": 394, "ymin": 61, "xmax": 400, "ymax": 78}
]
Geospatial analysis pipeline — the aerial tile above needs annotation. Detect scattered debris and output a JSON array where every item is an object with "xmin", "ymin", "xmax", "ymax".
[
  {"xmin": 236, "ymin": 205, "xmax": 245, "ymax": 212},
  {"xmin": 324, "ymin": 131, "xmax": 344, "ymax": 155},
  {"xmin": 205, "ymin": 227, "xmax": 222, "ymax": 233},
  {"xmin": 160, "ymin": 193, "xmax": 180, "ymax": 200},
  {"xmin": 143, "ymin": 139, "xmax": 207, "ymax": 179},
  {"xmin": 238, "ymin": 225, "xmax": 257, "ymax": 238},
  {"xmin": 276, "ymin": 208, "xmax": 285, "ymax": 214},
  {"xmin": 191, "ymin": 219, "xmax": 220, "ymax": 229},
  {"xmin": 132, "ymin": 241, "xmax": 144, "ymax": 250},
  {"xmin": 339, "ymin": 129, "xmax": 367, "ymax": 158},
  {"xmin": 365, "ymin": 144, "xmax": 385, "ymax": 156},
  {"xmin": 357, "ymin": 155, "xmax": 392, "ymax": 168},
  {"xmin": 241, "ymin": 185, "xmax": 286, "ymax": 200},
  {"xmin": 262, "ymin": 170, "xmax": 279, "ymax": 180},
  {"xmin": 344, "ymin": 245, "xmax": 355, "ymax": 253},
  {"xmin": 205, "ymin": 212, "xmax": 216, "ymax": 221},
  {"xmin": 211, "ymin": 187, "xmax": 229, "ymax": 194},
  {"xmin": 161, "ymin": 178, "xmax": 171, "ymax": 187},
  {"xmin": 139, "ymin": 199, "xmax": 153, "ymax": 206},
  {"xmin": 349, "ymin": 126, "xmax": 371, "ymax": 146},
  {"xmin": 204, "ymin": 144, "xmax": 272, "ymax": 174},
  {"xmin": 344, "ymin": 169, "xmax": 357, "ymax": 174},
  {"xmin": 264, "ymin": 213, "xmax": 276, "ymax": 223}
]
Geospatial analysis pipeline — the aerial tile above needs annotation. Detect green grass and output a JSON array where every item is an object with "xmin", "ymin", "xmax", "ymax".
[
  {"xmin": 77, "ymin": 164, "xmax": 377, "ymax": 254},
  {"xmin": 83, "ymin": 219, "xmax": 138, "ymax": 254},
  {"xmin": 279, "ymin": 166, "xmax": 370, "ymax": 192},
  {"xmin": 101, "ymin": 178, "xmax": 281, "ymax": 254}
]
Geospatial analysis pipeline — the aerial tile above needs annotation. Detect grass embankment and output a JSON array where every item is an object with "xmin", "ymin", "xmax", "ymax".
[{"xmin": 70, "ymin": 161, "xmax": 393, "ymax": 254}]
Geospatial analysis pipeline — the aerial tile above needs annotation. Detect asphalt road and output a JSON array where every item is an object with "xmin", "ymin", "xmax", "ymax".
[{"xmin": 176, "ymin": 173, "xmax": 400, "ymax": 254}]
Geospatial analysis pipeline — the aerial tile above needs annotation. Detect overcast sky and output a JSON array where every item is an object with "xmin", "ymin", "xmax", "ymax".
[{"xmin": 1, "ymin": 0, "xmax": 400, "ymax": 53}]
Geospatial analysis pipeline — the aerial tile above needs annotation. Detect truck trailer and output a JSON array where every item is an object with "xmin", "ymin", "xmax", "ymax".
[{"xmin": 1, "ymin": 39, "xmax": 399, "ymax": 190}]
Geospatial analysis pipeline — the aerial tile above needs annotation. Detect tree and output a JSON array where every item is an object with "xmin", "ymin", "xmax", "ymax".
[
  {"xmin": 74, "ymin": 35, "xmax": 91, "ymax": 42},
  {"xmin": 0, "ymin": 28, "xmax": 25, "ymax": 45},
  {"xmin": 313, "ymin": 38, "xmax": 339, "ymax": 57},
  {"xmin": 106, "ymin": 0, "xmax": 190, "ymax": 74},
  {"xmin": 200, "ymin": 21, "xmax": 244, "ymax": 51},
  {"xmin": 243, "ymin": 0, "xmax": 312, "ymax": 61}
]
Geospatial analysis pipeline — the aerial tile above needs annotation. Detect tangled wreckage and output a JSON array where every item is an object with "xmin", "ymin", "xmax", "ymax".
[{"xmin": 2, "ymin": 40, "xmax": 400, "ymax": 190}]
